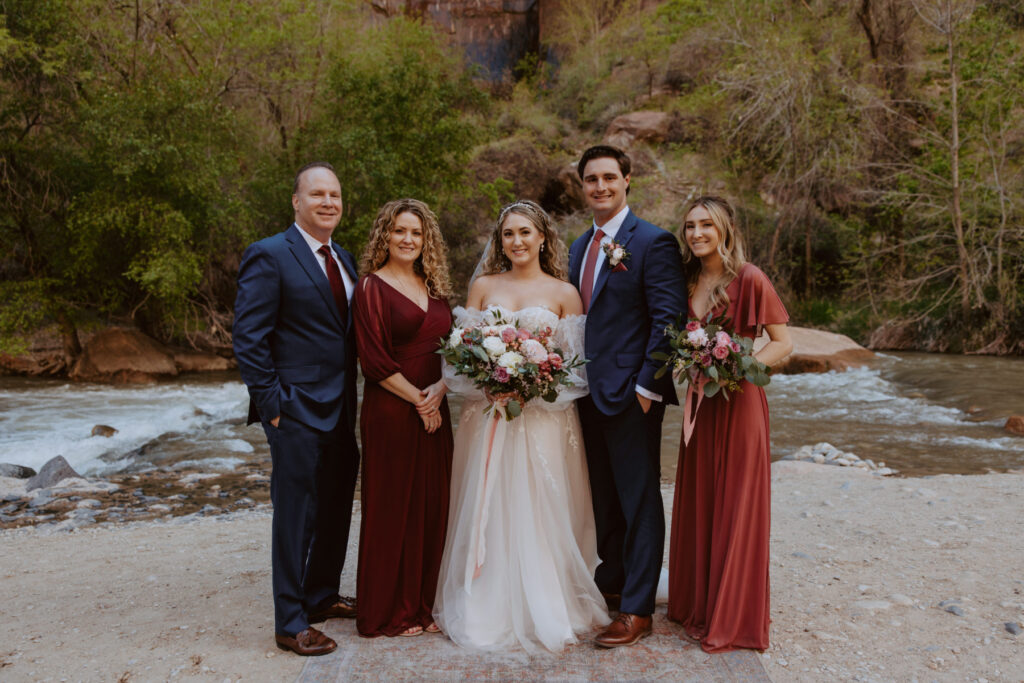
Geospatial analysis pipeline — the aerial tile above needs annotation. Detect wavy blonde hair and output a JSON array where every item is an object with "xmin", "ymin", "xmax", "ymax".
[
  {"xmin": 359, "ymin": 198, "xmax": 452, "ymax": 298},
  {"xmin": 680, "ymin": 195, "xmax": 747, "ymax": 313},
  {"xmin": 478, "ymin": 200, "xmax": 568, "ymax": 280}
]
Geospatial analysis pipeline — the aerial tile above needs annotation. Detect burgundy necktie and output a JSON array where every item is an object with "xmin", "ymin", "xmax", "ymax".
[
  {"xmin": 580, "ymin": 228, "xmax": 605, "ymax": 313},
  {"xmin": 318, "ymin": 245, "xmax": 349, "ymax": 322}
]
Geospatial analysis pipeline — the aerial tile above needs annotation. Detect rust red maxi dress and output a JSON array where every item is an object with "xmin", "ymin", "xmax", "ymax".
[
  {"xmin": 667, "ymin": 263, "xmax": 789, "ymax": 653},
  {"xmin": 353, "ymin": 272, "xmax": 454, "ymax": 637}
]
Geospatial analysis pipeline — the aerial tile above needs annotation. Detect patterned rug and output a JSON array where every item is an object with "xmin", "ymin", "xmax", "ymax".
[{"xmin": 298, "ymin": 611, "xmax": 770, "ymax": 682}]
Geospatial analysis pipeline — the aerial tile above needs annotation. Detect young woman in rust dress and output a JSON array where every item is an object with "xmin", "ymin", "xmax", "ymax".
[
  {"xmin": 353, "ymin": 198, "xmax": 454, "ymax": 637},
  {"xmin": 667, "ymin": 195, "xmax": 793, "ymax": 652}
]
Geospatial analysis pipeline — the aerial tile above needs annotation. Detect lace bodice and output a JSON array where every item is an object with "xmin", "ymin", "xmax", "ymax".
[{"xmin": 444, "ymin": 305, "xmax": 588, "ymax": 409}]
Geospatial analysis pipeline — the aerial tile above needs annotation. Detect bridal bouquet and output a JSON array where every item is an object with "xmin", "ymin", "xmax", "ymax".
[
  {"xmin": 653, "ymin": 313, "xmax": 771, "ymax": 398},
  {"xmin": 439, "ymin": 306, "xmax": 586, "ymax": 420}
]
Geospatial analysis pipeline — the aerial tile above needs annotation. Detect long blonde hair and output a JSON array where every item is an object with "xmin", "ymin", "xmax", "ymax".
[
  {"xmin": 680, "ymin": 195, "xmax": 747, "ymax": 313},
  {"xmin": 359, "ymin": 198, "xmax": 452, "ymax": 298},
  {"xmin": 477, "ymin": 200, "xmax": 568, "ymax": 280}
]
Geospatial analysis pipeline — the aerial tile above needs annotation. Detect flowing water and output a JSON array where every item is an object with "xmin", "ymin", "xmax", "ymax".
[{"xmin": 0, "ymin": 353, "xmax": 1021, "ymax": 480}]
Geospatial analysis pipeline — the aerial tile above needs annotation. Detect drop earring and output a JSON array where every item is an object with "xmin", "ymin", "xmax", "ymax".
[{"xmin": 540, "ymin": 243, "xmax": 545, "ymax": 252}]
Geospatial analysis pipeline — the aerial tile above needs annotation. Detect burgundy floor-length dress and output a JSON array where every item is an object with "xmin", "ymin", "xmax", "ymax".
[
  {"xmin": 667, "ymin": 263, "xmax": 789, "ymax": 653},
  {"xmin": 353, "ymin": 272, "xmax": 454, "ymax": 637}
]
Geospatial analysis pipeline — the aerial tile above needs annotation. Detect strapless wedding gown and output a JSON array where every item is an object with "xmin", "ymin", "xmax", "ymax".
[{"xmin": 433, "ymin": 306, "xmax": 610, "ymax": 652}]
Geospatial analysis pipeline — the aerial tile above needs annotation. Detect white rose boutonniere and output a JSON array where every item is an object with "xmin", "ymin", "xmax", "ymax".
[{"xmin": 602, "ymin": 239, "xmax": 630, "ymax": 272}]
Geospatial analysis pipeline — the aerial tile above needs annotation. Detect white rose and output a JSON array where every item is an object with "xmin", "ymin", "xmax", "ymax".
[
  {"xmin": 520, "ymin": 338, "xmax": 548, "ymax": 364},
  {"xmin": 448, "ymin": 327, "xmax": 464, "ymax": 348},
  {"xmin": 612, "ymin": 247, "xmax": 624, "ymax": 261},
  {"xmin": 497, "ymin": 351, "xmax": 524, "ymax": 374},
  {"xmin": 482, "ymin": 336, "xmax": 507, "ymax": 358},
  {"xmin": 687, "ymin": 328, "xmax": 709, "ymax": 346}
]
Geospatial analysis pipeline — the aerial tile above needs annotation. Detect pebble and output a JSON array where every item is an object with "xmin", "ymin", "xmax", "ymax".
[
  {"xmin": 944, "ymin": 605, "xmax": 966, "ymax": 616},
  {"xmin": 852, "ymin": 600, "xmax": 891, "ymax": 610},
  {"xmin": 1005, "ymin": 622, "xmax": 1022, "ymax": 636},
  {"xmin": 28, "ymin": 493, "xmax": 54, "ymax": 508},
  {"xmin": 76, "ymin": 499, "xmax": 101, "ymax": 509},
  {"xmin": 792, "ymin": 552, "xmax": 814, "ymax": 560},
  {"xmin": 889, "ymin": 594, "xmax": 914, "ymax": 606}
]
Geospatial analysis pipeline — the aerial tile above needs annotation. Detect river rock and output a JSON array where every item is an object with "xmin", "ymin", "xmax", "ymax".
[
  {"xmin": 1005, "ymin": 622, "xmax": 1022, "ymax": 635},
  {"xmin": 91, "ymin": 425, "xmax": 118, "ymax": 437},
  {"xmin": 1004, "ymin": 415, "xmax": 1024, "ymax": 437},
  {"xmin": 0, "ymin": 463, "xmax": 37, "ymax": 479},
  {"xmin": 172, "ymin": 349, "xmax": 233, "ymax": 373},
  {"xmin": 26, "ymin": 456, "xmax": 82, "ymax": 492},
  {"xmin": 754, "ymin": 326, "xmax": 875, "ymax": 375},
  {"xmin": 69, "ymin": 328, "xmax": 178, "ymax": 383}
]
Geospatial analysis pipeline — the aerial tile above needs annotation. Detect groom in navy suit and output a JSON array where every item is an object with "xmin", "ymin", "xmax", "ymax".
[
  {"xmin": 569, "ymin": 145, "xmax": 686, "ymax": 647},
  {"xmin": 233, "ymin": 162, "xmax": 360, "ymax": 656}
]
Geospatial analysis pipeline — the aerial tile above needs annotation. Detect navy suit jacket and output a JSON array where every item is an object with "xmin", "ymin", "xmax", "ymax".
[
  {"xmin": 233, "ymin": 224, "xmax": 359, "ymax": 432},
  {"xmin": 569, "ymin": 210, "xmax": 686, "ymax": 415}
]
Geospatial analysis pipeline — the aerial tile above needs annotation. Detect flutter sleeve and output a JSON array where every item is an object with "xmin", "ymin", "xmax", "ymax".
[
  {"xmin": 535, "ymin": 313, "xmax": 589, "ymax": 411},
  {"xmin": 353, "ymin": 274, "xmax": 402, "ymax": 383},
  {"xmin": 735, "ymin": 264, "xmax": 790, "ymax": 339},
  {"xmin": 442, "ymin": 306, "xmax": 486, "ymax": 398}
]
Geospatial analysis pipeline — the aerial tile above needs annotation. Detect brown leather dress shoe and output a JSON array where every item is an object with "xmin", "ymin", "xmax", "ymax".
[
  {"xmin": 275, "ymin": 627, "xmax": 337, "ymax": 656},
  {"xmin": 594, "ymin": 613, "xmax": 653, "ymax": 648},
  {"xmin": 309, "ymin": 596, "xmax": 357, "ymax": 621}
]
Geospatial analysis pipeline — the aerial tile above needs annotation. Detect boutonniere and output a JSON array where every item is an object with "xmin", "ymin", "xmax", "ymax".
[{"xmin": 603, "ymin": 240, "xmax": 629, "ymax": 272}]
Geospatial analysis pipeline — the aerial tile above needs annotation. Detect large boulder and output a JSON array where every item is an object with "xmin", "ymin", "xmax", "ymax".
[
  {"xmin": 25, "ymin": 455, "xmax": 82, "ymax": 492},
  {"xmin": 754, "ymin": 326, "xmax": 875, "ymax": 374},
  {"xmin": 172, "ymin": 349, "xmax": 234, "ymax": 373},
  {"xmin": 69, "ymin": 328, "xmax": 178, "ymax": 383},
  {"xmin": 603, "ymin": 111, "xmax": 708, "ymax": 149}
]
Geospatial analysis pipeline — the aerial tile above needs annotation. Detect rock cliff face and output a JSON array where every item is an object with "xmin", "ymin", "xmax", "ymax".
[{"xmin": 369, "ymin": 0, "xmax": 565, "ymax": 79}]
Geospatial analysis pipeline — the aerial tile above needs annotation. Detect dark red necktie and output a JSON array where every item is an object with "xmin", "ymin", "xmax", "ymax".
[
  {"xmin": 580, "ymin": 228, "xmax": 605, "ymax": 313},
  {"xmin": 318, "ymin": 245, "xmax": 349, "ymax": 322}
]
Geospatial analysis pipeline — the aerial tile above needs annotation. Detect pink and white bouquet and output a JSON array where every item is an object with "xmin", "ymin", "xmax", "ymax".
[
  {"xmin": 654, "ymin": 313, "xmax": 771, "ymax": 398},
  {"xmin": 439, "ymin": 307, "xmax": 586, "ymax": 420}
]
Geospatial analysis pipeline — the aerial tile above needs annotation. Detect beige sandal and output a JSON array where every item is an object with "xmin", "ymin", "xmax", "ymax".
[
  {"xmin": 424, "ymin": 622, "xmax": 441, "ymax": 633},
  {"xmin": 398, "ymin": 625, "xmax": 424, "ymax": 637}
]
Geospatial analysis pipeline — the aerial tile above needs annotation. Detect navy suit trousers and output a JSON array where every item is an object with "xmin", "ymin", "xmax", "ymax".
[
  {"xmin": 263, "ymin": 410, "xmax": 360, "ymax": 636},
  {"xmin": 579, "ymin": 395, "xmax": 666, "ymax": 616}
]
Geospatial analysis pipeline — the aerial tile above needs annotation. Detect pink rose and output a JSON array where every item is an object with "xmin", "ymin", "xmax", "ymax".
[
  {"xmin": 715, "ymin": 330, "xmax": 732, "ymax": 347},
  {"xmin": 713, "ymin": 345, "xmax": 730, "ymax": 360},
  {"xmin": 501, "ymin": 327, "xmax": 517, "ymax": 344},
  {"xmin": 730, "ymin": 341, "xmax": 741, "ymax": 353},
  {"xmin": 521, "ymin": 338, "xmax": 548, "ymax": 363},
  {"xmin": 547, "ymin": 353, "xmax": 563, "ymax": 370},
  {"xmin": 492, "ymin": 366, "xmax": 510, "ymax": 383},
  {"xmin": 700, "ymin": 354, "xmax": 713, "ymax": 367},
  {"xmin": 518, "ymin": 328, "xmax": 531, "ymax": 340},
  {"xmin": 685, "ymin": 320, "xmax": 701, "ymax": 332}
]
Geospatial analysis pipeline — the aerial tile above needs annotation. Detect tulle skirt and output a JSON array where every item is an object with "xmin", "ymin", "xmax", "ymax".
[{"xmin": 433, "ymin": 399, "xmax": 610, "ymax": 652}]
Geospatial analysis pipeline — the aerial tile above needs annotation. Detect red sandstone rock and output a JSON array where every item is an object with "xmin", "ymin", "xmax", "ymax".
[
  {"xmin": 604, "ymin": 111, "xmax": 675, "ymax": 149},
  {"xmin": 1005, "ymin": 416, "xmax": 1024, "ymax": 437},
  {"xmin": 172, "ymin": 349, "xmax": 234, "ymax": 373},
  {"xmin": 69, "ymin": 328, "xmax": 178, "ymax": 383},
  {"xmin": 754, "ymin": 327, "xmax": 875, "ymax": 375}
]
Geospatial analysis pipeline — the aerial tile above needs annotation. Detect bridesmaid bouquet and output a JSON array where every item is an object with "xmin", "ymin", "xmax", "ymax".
[
  {"xmin": 653, "ymin": 313, "xmax": 771, "ymax": 398},
  {"xmin": 439, "ymin": 307, "xmax": 585, "ymax": 420}
]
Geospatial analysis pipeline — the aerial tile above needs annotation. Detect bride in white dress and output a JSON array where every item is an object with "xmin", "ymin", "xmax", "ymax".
[{"xmin": 433, "ymin": 200, "xmax": 610, "ymax": 652}]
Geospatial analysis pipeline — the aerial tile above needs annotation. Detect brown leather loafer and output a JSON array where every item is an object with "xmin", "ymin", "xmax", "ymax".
[
  {"xmin": 601, "ymin": 592, "xmax": 622, "ymax": 612},
  {"xmin": 275, "ymin": 627, "xmax": 337, "ymax": 656},
  {"xmin": 594, "ymin": 613, "xmax": 653, "ymax": 648},
  {"xmin": 309, "ymin": 595, "xmax": 357, "ymax": 621}
]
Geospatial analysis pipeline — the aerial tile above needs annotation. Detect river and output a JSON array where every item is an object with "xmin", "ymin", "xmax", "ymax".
[{"xmin": 0, "ymin": 353, "xmax": 1021, "ymax": 480}]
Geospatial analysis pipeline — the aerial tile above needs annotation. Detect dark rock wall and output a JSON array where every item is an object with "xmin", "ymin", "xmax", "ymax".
[{"xmin": 370, "ymin": 0, "xmax": 560, "ymax": 79}]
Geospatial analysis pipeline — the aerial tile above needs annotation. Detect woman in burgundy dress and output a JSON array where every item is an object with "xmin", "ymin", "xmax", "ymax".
[
  {"xmin": 667, "ymin": 195, "xmax": 793, "ymax": 652},
  {"xmin": 353, "ymin": 198, "xmax": 454, "ymax": 637}
]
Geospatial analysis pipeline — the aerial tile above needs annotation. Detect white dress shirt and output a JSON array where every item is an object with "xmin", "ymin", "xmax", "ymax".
[
  {"xmin": 295, "ymin": 223, "xmax": 355, "ymax": 300},
  {"xmin": 585, "ymin": 206, "xmax": 662, "ymax": 403}
]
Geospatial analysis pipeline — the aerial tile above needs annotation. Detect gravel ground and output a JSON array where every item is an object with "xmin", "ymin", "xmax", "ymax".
[{"xmin": 1, "ymin": 462, "xmax": 1021, "ymax": 682}]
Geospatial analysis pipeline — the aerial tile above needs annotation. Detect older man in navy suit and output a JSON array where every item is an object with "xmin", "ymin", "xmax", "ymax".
[
  {"xmin": 569, "ymin": 145, "xmax": 686, "ymax": 648},
  {"xmin": 233, "ymin": 162, "xmax": 360, "ymax": 656}
]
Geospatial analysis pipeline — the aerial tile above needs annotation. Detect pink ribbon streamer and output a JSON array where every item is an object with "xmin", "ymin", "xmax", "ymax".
[{"xmin": 682, "ymin": 375, "xmax": 709, "ymax": 446}]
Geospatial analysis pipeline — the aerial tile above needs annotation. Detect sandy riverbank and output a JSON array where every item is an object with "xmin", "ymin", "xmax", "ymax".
[{"xmin": 1, "ymin": 462, "xmax": 1021, "ymax": 682}]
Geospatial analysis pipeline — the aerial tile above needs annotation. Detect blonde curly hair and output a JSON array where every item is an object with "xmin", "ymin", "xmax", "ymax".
[
  {"xmin": 680, "ymin": 195, "xmax": 747, "ymax": 313},
  {"xmin": 477, "ymin": 200, "xmax": 568, "ymax": 280},
  {"xmin": 359, "ymin": 198, "xmax": 452, "ymax": 298}
]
